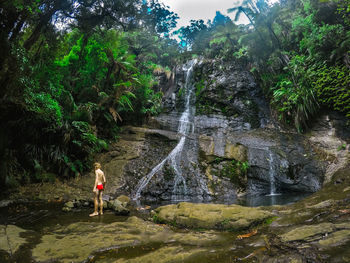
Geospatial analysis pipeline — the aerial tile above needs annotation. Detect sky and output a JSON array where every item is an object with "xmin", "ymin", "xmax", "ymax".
[{"xmin": 160, "ymin": 0, "xmax": 279, "ymax": 29}]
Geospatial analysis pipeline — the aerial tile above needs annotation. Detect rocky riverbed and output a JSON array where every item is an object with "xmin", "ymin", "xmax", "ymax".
[{"xmin": 0, "ymin": 164, "xmax": 349, "ymax": 262}]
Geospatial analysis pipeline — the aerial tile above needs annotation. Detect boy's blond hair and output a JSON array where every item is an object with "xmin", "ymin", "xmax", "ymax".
[{"xmin": 94, "ymin": 162, "xmax": 101, "ymax": 170}]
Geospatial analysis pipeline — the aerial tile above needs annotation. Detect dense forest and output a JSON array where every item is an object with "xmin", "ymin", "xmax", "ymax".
[{"xmin": 0, "ymin": 0, "xmax": 349, "ymax": 190}]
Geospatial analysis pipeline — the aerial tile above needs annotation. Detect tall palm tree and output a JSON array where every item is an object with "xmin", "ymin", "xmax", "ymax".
[
  {"xmin": 228, "ymin": 0, "xmax": 265, "ymax": 41},
  {"xmin": 229, "ymin": 0, "xmax": 282, "ymax": 50}
]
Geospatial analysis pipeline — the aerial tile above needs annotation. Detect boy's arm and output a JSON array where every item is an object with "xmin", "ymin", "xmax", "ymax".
[{"xmin": 93, "ymin": 173, "xmax": 98, "ymax": 191}]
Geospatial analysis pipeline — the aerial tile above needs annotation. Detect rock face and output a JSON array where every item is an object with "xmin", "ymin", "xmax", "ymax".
[
  {"xmin": 137, "ymin": 58, "xmax": 330, "ymax": 200},
  {"xmin": 23, "ymin": 58, "xmax": 345, "ymax": 203},
  {"xmin": 194, "ymin": 59, "xmax": 270, "ymax": 129},
  {"xmin": 154, "ymin": 202, "xmax": 273, "ymax": 230},
  {"xmin": 308, "ymin": 111, "xmax": 350, "ymax": 184},
  {"xmin": 198, "ymin": 128, "xmax": 325, "ymax": 195}
]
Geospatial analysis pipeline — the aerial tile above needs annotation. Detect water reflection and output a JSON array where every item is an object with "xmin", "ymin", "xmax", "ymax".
[
  {"xmin": 136, "ymin": 192, "xmax": 312, "ymax": 209},
  {"xmin": 238, "ymin": 192, "xmax": 312, "ymax": 207}
]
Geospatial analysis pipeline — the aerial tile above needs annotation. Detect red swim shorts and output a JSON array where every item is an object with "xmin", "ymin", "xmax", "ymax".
[{"xmin": 97, "ymin": 184, "xmax": 104, "ymax": 190}]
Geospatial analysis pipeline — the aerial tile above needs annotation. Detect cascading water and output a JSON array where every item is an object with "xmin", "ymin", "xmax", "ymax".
[
  {"xmin": 133, "ymin": 60, "xmax": 197, "ymax": 201},
  {"xmin": 268, "ymin": 151, "xmax": 276, "ymax": 195},
  {"xmin": 266, "ymin": 150, "xmax": 280, "ymax": 196}
]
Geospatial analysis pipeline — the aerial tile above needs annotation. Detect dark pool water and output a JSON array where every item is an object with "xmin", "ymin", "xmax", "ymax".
[
  {"xmin": 237, "ymin": 192, "xmax": 312, "ymax": 207},
  {"xmin": 136, "ymin": 192, "xmax": 312, "ymax": 209}
]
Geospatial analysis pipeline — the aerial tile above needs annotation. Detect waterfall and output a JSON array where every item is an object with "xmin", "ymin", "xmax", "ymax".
[
  {"xmin": 266, "ymin": 150, "xmax": 280, "ymax": 196},
  {"xmin": 133, "ymin": 60, "xmax": 197, "ymax": 200}
]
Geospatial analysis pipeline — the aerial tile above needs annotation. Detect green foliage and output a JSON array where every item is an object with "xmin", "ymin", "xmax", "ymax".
[
  {"xmin": 264, "ymin": 216, "xmax": 278, "ymax": 226},
  {"xmin": 176, "ymin": 20, "xmax": 208, "ymax": 48},
  {"xmin": 24, "ymin": 89, "xmax": 63, "ymax": 126},
  {"xmin": 180, "ymin": 0, "xmax": 350, "ymax": 132},
  {"xmin": 314, "ymin": 65, "xmax": 350, "ymax": 118},
  {"xmin": 71, "ymin": 121, "xmax": 108, "ymax": 152},
  {"xmin": 62, "ymin": 155, "xmax": 84, "ymax": 176},
  {"xmin": 337, "ymin": 144, "xmax": 347, "ymax": 151},
  {"xmin": 145, "ymin": 0, "xmax": 179, "ymax": 37},
  {"xmin": 0, "ymin": 0, "xmax": 180, "ymax": 189},
  {"xmin": 271, "ymin": 55, "xmax": 319, "ymax": 132},
  {"xmin": 218, "ymin": 159, "xmax": 249, "ymax": 191},
  {"xmin": 337, "ymin": 0, "xmax": 350, "ymax": 26},
  {"xmin": 195, "ymin": 79, "xmax": 205, "ymax": 97}
]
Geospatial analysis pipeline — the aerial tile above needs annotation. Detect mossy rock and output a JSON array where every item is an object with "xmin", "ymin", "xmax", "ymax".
[
  {"xmin": 0, "ymin": 225, "xmax": 27, "ymax": 254},
  {"xmin": 31, "ymin": 216, "xmax": 226, "ymax": 263},
  {"xmin": 318, "ymin": 230, "xmax": 350, "ymax": 247},
  {"xmin": 116, "ymin": 195, "xmax": 130, "ymax": 205},
  {"xmin": 280, "ymin": 223, "xmax": 335, "ymax": 242},
  {"xmin": 154, "ymin": 202, "xmax": 273, "ymax": 230},
  {"xmin": 224, "ymin": 143, "xmax": 247, "ymax": 162}
]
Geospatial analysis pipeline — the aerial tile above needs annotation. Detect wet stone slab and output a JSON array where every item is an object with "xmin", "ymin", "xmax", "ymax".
[
  {"xmin": 0, "ymin": 225, "xmax": 28, "ymax": 254},
  {"xmin": 31, "ymin": 216, "xmax": 231, "ymax": 263}
]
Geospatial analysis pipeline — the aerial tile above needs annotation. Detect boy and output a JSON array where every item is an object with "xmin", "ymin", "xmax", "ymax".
[{"xmin": 89, "ymin": 162, "xmax": 106, "ymax": 217}]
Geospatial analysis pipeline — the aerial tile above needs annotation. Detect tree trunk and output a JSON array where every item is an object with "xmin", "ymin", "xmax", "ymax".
[{"xmin": 242, "ymin": 9, "xmax": 265, "ymax": 42}]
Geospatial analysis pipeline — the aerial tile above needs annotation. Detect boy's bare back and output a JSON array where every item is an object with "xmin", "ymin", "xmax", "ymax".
[{"xmin": 95, "ymin": 169, "xmax": 105, "ymax": 185}]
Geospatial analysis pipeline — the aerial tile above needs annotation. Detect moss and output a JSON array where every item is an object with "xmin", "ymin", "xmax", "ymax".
[
  {"xmin": 154, "ymin": 202, "xmax": 273, "ymax": 231},
  {"xmin": 195, "ymin": 79, "xmax": 205, "ymax": 97},
  {"xmin": 217, "ymin": 159, "xmax": 249, "ymax": 191},
  {"xmin": 319, "ymin": 230, "xmax": 350, "ymax": 247},
  {"xmin": 0, "ymin": 225, "xmax": 28, "ymax": 254},
  {"xmin": 280, "ymin": 223, "xmax": 335, "ymax": 242},
  {"xmin": 31, "ymin": 216, "xmax": 225, "ymax": 263},
  {"xmin": 153, "ymin": 214, "xmax": 162, "ymax": 223},
  {"xmin": 264, "ymin": 216, "xmax": 279, "ymax": 226}
]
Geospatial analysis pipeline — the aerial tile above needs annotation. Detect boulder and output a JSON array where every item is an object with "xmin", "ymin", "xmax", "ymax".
[
  {"xmin": 154, "ymin": 202, "xmax": 273, "ymax": 230},
  {"xmin": 116, "ymin": 195, "xmax": 130, "ymax": 206},
  {"xmin": 109, "ymin": 199, "xmax": 130, "ymax": 215},
  {"xmin": 62, "ymin": 201, "xmax": 75, "ymax": 212}
]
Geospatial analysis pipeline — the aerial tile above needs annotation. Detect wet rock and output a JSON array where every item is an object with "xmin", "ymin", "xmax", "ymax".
[
  {"xmin": 112, "ymin": 246, "xmax": 207, "ymax": 263},
  {"xmin": 193, "ymin": 59, "xmax": 269, "ymax": 129},
  {"xmin": 224, "ymin": 143, "xmax": 247, "ymax": 162},
  {"xmin": 280, "ymin": 221, "xmax": 350, "ymax": 243},
  {"xmin": 0, "ymin": 200, "xmax": 13, "ymax": 208},
  {"xmin": 62, "ymin": 201, "xmax": 75, "ymax": 212},
  {"xmin": 307, "ymin": 200, "xmax": 334, "ymax": 209},
  {"xmin": 0, "ymin": 225, "xmax": 27, "ymax": 254},
  {"xmin": 308, "ymin": 112, "xmax": 350, "ymax": 184},
  {"xmin": 280, "ymin": 223, "xmax": 335, "ymax": 242},
  {"xmin": 109, "ymin": 199, "xmax": 130, "ymax": 215},
  {"xmin": 318, "ymin": 229, "xmax": 350, "ymax": 247},
  {"xmin": 116, "ymin": 195, "xmax": 130, "ymax": 205},
  {"xmin": 154, "ymin": 202, "xmax": 273, "ymax": 230},
  {"xmin": 31, "ymin": 216, "xmax": 226, "ymax": 263}
]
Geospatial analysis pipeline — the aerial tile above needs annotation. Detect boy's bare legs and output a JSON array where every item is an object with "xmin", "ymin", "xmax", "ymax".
[
  {"xmin": 89, "ymin": 192, "xmax": 99, "ymax": 217},
  {"xmin": 99, "ymin": 191, "xmax": 103, "ymax": 215}
]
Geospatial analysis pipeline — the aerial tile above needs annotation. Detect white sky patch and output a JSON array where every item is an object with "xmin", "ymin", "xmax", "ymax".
[{"xmin": 160, "ymin": 0, "xmax": 280, "ymax": 29}]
